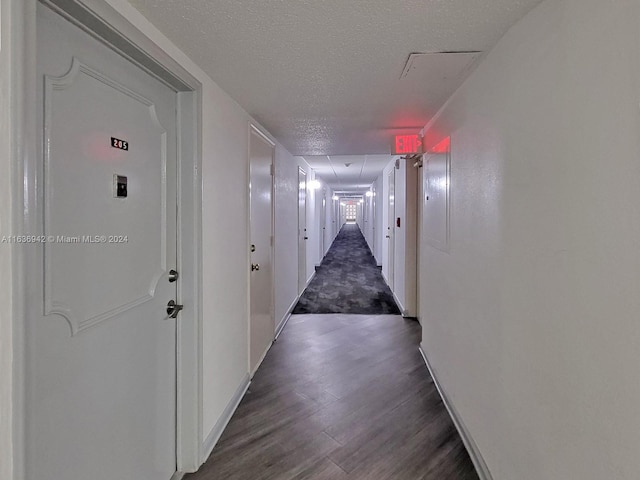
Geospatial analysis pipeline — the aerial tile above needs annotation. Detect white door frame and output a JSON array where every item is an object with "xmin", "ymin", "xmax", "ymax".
[{"xmin": 11, "ymin": 0, "xmax": 203, "ymax": 476}]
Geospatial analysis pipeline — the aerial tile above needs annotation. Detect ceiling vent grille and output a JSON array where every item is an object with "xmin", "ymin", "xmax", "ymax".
[{"xmin": 400, "ymin": 51, "xmax": 483, "ymax": 80}]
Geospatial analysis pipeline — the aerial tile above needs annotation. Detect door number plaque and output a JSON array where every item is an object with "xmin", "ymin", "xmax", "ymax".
[{"xmin": 111, "ymin": 137, "xmax": 129, "ymax": 151}]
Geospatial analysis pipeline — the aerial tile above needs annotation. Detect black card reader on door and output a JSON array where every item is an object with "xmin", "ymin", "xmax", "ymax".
[{"xmin": 114, "ymin": 174, "xmax": 128, "ymax": 198}]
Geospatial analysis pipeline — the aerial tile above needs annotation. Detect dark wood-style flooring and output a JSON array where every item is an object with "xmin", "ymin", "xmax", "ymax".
[{"xmin": 187, "ymin": 314, "xmax": 479, "ymax": 480}]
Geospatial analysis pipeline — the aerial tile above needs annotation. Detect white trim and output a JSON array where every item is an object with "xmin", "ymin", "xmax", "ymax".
[
  {"xmin": 418, "ymin": 345, "xmax": 493, "ymax": 480},
  {"xmin": 304, "ymin": 269, "xmax": 317, "ymax": 290},
  {"xmin": 275, "ymin": 295, "xmax": 298, "ymax": 340},
  {"xmin": 11, "ymin": 1, "xmax": 31, "ymax": 477},
  {"xmin": 250, "ymin": 342, "xmax": 272, "ymax": 377},
  {"xmin": 176, "ymin": 88, "xmax": 203, "ymax": 473},
  {"xmin": 392, "ymin": 291, "xmax": 405, "ymax": 316},
  {"xmin": 249, "ymin": 123, "xmax": 276, "ymax": 147},
  {"xmin": 42, "ymin": 0, "xmax": 198, "ymax": 90},
  {"xmin": 170, "ymin": 472, "xmax": 185, "ymax": 480},
  {"xmin": 201, "ymin": 374, "xmax": 251, "ymax": 462}
]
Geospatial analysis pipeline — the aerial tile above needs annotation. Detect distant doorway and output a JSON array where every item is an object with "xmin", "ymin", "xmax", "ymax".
[{"xmin": 345, "ymin": 202, "xmax": 357, "ymax": 223}]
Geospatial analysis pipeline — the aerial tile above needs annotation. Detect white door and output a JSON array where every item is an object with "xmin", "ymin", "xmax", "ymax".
[
  {"xmin": 28, "ymin": 5, "xmax": 178, "ymax": 479},
  {"xmin": 249, "ymin": 128, "xmax": 274, "ymax": 372},
  {"xmin": 387, "ymin": 169, "xmax": 396, "ymax": 290},
  {"xmin": 372, "ymin": 187, "xmax": 377, "ymax": 257},
  {"xmin": 298, "ymin": 168, "xmax": 307, "ymax": 294},
  {"xmin": 321, "ymin": 190, "xmax": 327, "ymax": 257}
]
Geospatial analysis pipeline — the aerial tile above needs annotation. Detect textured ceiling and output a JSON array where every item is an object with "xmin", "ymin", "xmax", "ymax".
[
  {"xmin": 128, "ymin": 0, "xmax": 543, "ymax": 157},
  {"xmin": 127, "ymin": 1, "xmax": 544, "ymax": 194},
  {"xmin": 302, "ymin": 155, "xmax": 392, "ymax": 194}
]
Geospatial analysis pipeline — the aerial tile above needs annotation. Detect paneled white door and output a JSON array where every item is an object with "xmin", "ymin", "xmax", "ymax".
[
  {"xmin": 249, "ymin": 128, "xmax": 274, "ymax": 372},
  {"xmin": 28, "ymin": 5, "xmax": 178, "ymax": 479}
]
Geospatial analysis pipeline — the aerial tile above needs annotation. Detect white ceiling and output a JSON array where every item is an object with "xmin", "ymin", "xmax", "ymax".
[
  {"xmin": 302, "ymin": 155, "xmax": 392, "ymax": 195},
  {"xmin": 127, "ymin": 0, "xmax": 543, "ymax": 191}
]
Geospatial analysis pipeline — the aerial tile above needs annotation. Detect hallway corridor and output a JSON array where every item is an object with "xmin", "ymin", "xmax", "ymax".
[
  {"xmin": 293, "ymin": 225, "xmax": 399, "ymax": 315},
  {"xmin": 9, "ymin": 2, "xmax": 640, "ymax": 479},
  {"xmin": 187, "ymin": 314, "xmax": 478, "ymax": 480}
]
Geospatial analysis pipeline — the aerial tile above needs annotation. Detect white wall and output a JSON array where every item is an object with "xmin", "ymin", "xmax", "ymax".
[
  {"xmin": 419, "ymin": 1, "xmax": 640, "ymax": 479},
  {"xmin": 0, "ymin": 1, "xmax": 14, "ymax": 478},
  {"xmin": 200, "ymin": 81, "xmax": 250, "ymax": 436},
  {"xmin": 273, "ymin": 156, "xmax": 333, "ymax": 328},
  {"xmin": 274, "ymin": 145, "xmax": 299, "ymax": 328}
]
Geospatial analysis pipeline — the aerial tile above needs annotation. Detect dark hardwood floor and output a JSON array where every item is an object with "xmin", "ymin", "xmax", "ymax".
[{"xmin": 187, "ymin": 314, "xmax": 479, "ymax": 480}]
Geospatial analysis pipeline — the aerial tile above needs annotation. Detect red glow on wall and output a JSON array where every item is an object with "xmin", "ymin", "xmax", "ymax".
[
  {"xmin": 429, "ymin": 136, "xmax": 451, "ymax": 154},
  {"xmin": 393, "ymin": 134, "xmax": 422, "ymax": 155}
]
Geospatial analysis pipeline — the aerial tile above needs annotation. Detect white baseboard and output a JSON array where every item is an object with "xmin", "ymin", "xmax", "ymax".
[
  {"xmin": 251, "ymin": 342, "xmax": 272, "ymax": 377},
  {"xmin": 305, "ymin": 270, "xmax": 316, "ymax": 288},
  {"xmin": 253, "ymin": 295, "xmax": 299, "ymax": 379},
  {"xmin": 418, "ymin": 345, "xmax": 493, "ymax": 480},
  {"xmin": 201, "ymin": 373, "xmax": 251, "ymax": 462},
  {"xmin": 170, "ymin": 472, "xmax": 185, "ymax": 480},
  {"xmin": 275, "ymin": 295, "xmax": 298, "ymax": 340},
  {"xmin": 392, "ymin": 291, "xmax": 405, "ymax": 316}
]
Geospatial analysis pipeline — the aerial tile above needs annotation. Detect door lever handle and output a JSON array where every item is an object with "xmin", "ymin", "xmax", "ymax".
[{"xmin": 166, "ymin": 300, "xmax": 183, "ymax": 319}]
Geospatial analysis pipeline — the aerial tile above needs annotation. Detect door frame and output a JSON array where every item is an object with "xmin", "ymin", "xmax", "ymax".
[
  {"xmin": 247, "ymin": 123, "xmax": 275, "ymax": 374},
  {"xmin": 297, "ymin": 167, "xmax": 307, "ymax": 295},
  {"xmin": 11, "ymin": 0, "xmax": 203, "ymax": 476},
  {"xmin": 386, "ymin": 168, "xmax": 395, "ymax": 290}
]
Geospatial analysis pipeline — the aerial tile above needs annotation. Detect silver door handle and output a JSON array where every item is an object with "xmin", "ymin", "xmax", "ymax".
[
  {"xmin": 251, "ymin": 263, "xmax": 260, "ymax": 271},
  {"xmin": 167, "ymin": 300, "xmax": 183, "ymax": 319}
]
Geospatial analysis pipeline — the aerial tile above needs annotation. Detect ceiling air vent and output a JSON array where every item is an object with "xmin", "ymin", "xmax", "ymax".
[{"xmin": 400, "ymin": 51, "xmax": 483, "ymax": 80}]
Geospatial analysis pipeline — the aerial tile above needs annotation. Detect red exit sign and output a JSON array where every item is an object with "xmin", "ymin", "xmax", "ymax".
[{"xmin": 392, "ymin": 134, "xmax": 422, "ymax": 155}]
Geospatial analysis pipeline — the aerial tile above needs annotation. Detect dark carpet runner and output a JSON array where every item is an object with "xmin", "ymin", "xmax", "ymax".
[{"xmin": 292, "ymin": 224, "xmax": 401, "ymax": 314}]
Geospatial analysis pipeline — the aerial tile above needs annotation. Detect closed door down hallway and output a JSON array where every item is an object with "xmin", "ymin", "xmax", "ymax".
[{"xmin": 189, "ymin": 226, "xmax": 478, "ymax": 479}]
